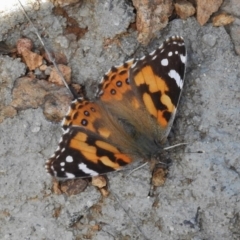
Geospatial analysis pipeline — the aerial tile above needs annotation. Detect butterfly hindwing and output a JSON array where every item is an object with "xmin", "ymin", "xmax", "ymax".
[{"xmin": 45, "ymin": 127, "xmax": 132, "ymax": 178}]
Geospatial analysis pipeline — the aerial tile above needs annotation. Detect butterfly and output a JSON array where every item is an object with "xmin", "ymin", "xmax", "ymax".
[{"xmin": 45, "ymin": 36, "xmax": 186, "ymax": 179}]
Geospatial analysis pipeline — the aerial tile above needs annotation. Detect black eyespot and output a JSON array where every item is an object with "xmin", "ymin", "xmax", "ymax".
[
  {"xmin": 90, "ymin": 107, "xmax": 96, "ymax": 112},
  {"xmin": 81, "ymin": 119, "xmax": 88, "ymax": 126},
  {"xmin": 84, "ymin": 111, "xmax": 90, "ymax": 116},
  {"xmin": 116, "ymin": 81, "xmax": 122, "ymax": 87},
  {"xmin": 111, "ymin": 89, "xmax": 116, "ymax": 95},
  {"xmin": 126, "ymin": 78, "xmax": 130, "ymax": 84}
]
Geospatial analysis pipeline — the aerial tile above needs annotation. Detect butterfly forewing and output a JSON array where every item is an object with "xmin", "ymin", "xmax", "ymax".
[
  {"xmin": 96, "ymin": 59, "xmax": 135, "ymax": 102},
  {"xmin": 62, "ymin": 98, "xmax": 100, "ymax": 130},
  {"xmin": 130, "ymin": 36, "xmax": 186, "ymax": 129}
]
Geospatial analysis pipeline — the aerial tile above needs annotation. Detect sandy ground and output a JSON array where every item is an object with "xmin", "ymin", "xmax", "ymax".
[{"xmin": 0, "ymin": 1, "xmax": 240, "ymax": 240}]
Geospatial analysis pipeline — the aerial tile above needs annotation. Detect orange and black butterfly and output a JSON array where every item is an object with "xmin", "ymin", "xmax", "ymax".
[{"xmin": 45, "ymin": 36, "xmax": 186, "ymax": 179}]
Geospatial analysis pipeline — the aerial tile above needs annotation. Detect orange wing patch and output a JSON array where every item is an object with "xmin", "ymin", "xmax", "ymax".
[
  {"xmin": 62, "ymin": 99, "xmax": 113, "ymax": 139},
  {"xmin": 46, "ymin": 127, "xmax": 133, "ymax": 178},
  {"xmin": 69, "ymin": 132, "xmax": 132, "ymax": 169},
  {"xmin": 97, "ymin": 60, "xmax": 134, "ymax": 102},
  {"xmin": 133, "ymin": 65, "xmax": 176, "ymax": 127},
  {"xmin": 62, "ymin": 99, "xmax": 101, "ymax": 132}
]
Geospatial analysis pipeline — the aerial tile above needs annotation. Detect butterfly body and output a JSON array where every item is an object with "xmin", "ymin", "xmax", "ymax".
[{"xmin": 45, "ymin": 36, "xmax": 186, "ymax": 179}]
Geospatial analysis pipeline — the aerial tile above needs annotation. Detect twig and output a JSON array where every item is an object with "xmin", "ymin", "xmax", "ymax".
[{"xmin": 17, "ymin": 0, "xmax": 74, "ymax": 98}]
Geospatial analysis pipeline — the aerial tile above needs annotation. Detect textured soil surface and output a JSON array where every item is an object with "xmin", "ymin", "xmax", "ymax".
[{"xmin": 0, "ymin": 1, "xmax": 240, "ymax": 240}]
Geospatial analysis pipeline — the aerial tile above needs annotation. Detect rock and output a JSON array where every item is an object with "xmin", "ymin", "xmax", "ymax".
[
  {"xmin": 11, "ymin": 77, "xmax": 47, "ymax": 110},
  {"xmin": 220, "ymin": 0, "xmax": 240, "ymax": 18},
  {"xmin": 21, "ymin": 48, "xmax": 43, "ymax": 71},
  {"xmin": 16, "ymin": 38, "xmax": 33, "ymax": 54},
  {"xmin": 91, "ymin": 176, "xmax": 107, "ymax": 188},
  {"xmin": 0, "ymin": 105, "xmax": 17, "ymax": 123},
  {"xmin": 132, "ymin": 0, "xmax": 173, "ymax": 45},
  {"xmin": 196, "ymin": 0, "xmax": 223, "ymax": 25},
  {"xmin": 51, "ymin": 0, "xmax": 82, "ymax": 7},
  {"xmin": 202, "ymin": 34, "xmax": 217, "ymax": 47},
  {"xmin": 42, "ymin": 90, "xmax": 72, "ymax": 122},
  {"xmin": 213, "ymin": 13, "xmax": 235, "ymax": 26},
  {"xmin": 48, "ymin": 64, "xmax": 71, "ymax": 85},
  {"xmin": 175, "ymin": 0, "xmax": 196, "ymax": 20}
]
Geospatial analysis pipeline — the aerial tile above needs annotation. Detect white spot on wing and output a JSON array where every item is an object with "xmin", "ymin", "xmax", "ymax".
[
  {"xmin": 62, "ymin": 110, "xmax": 70, "ymax": 125},
  {"xmin": 65, "ymin": 128, "xmax": 70, "ymax": 134},
  {"xmin": 62, "ymin": 128, "xmax": 70, "ymax": 134},
  {"xmin": 105, "ymin": 68, "xmax": 111, "ymax": 75},
  {"xmin": 168, "ymin": 52, "xmax": 173, "ymax": 56},
  {"xmin": 78, "ymin": 163, "xmax": 98, "ymax": 176},
  {"xmin": 65, "ymin": 172, "xmax": 75, "ymax": 179},
  {"xmin": 161, "ymin": 59, "xmax": 168, "ymax": 66},
  {"xmin": 115, "ymin": 63, "xmax": 124, "ymax": 68},
  {"xmin": 175, "ymin": 51, "xmax": 178, "ymax": 54},
  {"xmin": 150, "ymin": 50, "xmax": 156, "ymax": 56},
  {"xmin": 126, "ymin": 58, "xmax": 134, "ymax": 63},
  {"xmin": 60, "ymin": 162, "xmax": 65, "ymax": 166},
  {"xmin": 66, "ymin": 155, "xmax": 73, "ymax": 162},
  {"xmin": 180, "ymin": 54, "xmax": 186, "ymax": 63},
  {"xmin": 168, "ymin": 70, "xmax": 183, "ymax": 89},
  {"xmin": 152, "ymin": 55, "xmax": 157, "ymax": 60},
  {"xmin": 61, "ymin": 120, "xmax": 67, "ymax": 128},
  {"xmin": 131, "ymin": 61, "xmax": 138, "ymax": 69},
  {"xmin": 99, "ymin": 77, "xmax": 104, "ymax": 83}
]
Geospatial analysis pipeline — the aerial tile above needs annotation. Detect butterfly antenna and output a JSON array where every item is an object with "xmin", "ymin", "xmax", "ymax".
[
  {"xmin": 125, "ymin": 162, "xmax": 148, "ymax": 177},
  {"xmin": 163, "ymin": 142, "xmax": 188, "ymax": 150},
  {"xmin": 17, "ymin": 0, "xmax": 74, "ymax": 99},
  {"xmin": 111, "ymin": 191, "xmax": 149, "ymax": 240},
  {"xmin": 164, "ymin": 143, "xmax": 205, "ymax": 154}
]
